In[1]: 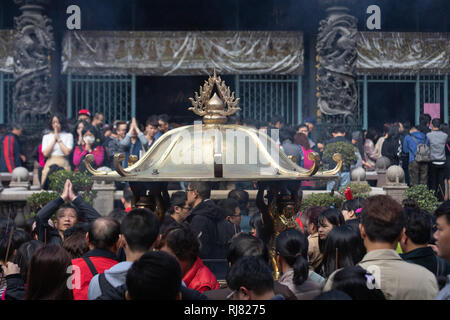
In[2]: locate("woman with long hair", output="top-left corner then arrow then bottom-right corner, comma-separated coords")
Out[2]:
72,124 -> 105,172
304,206 -> 327,272
275,229 -> 322,300
382,123 -> 402,165
25,244 -> 73,300
321,225 -> 365,278
41,114 -> 74,185
364,127 -> 380,171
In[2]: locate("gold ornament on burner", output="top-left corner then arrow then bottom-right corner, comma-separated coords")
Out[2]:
188,69 -> 241,124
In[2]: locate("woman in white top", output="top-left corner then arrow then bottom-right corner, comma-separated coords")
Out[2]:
41,114 -> 74,185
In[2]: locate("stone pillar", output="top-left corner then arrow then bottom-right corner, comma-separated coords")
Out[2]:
376,156 -> 391,187
13,0 -> 56,170
92,167 -> 115,216
383,165 -> 408,204
351,167 -> 369,185
316,0 -> 358,124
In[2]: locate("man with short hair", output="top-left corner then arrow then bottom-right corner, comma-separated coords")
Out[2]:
270,116 -> 284,130
157,114 -> 171,134
88,208 -> 160,300
144,116 -> 161,150
185,182 -> 222,259
72,217 -> 121,300
125,251 -> 182,300
107,120 -> 128,164
35,179 -> 101,245
0,123 -> 25,173
228,189 -> 251,233
204,233 -> 297,300
227,256 -> 283,300
400,207 -> 450,283
296,123 -> 316,149
427,118 -> 448,201
403,125 -> 429,186
160,191 -> 191,233
91,112 -> 104,144
121,186 -> 133,213
434,201 -> 450,299
324,195 -> 439,300
120,117 -> 148,168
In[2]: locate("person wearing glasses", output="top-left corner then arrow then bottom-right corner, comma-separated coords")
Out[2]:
160,191 -> 192,234
157,114 -> 172,135
216,199 -> 242,259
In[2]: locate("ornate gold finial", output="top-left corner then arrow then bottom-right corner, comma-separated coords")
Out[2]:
189,69 -> 241,124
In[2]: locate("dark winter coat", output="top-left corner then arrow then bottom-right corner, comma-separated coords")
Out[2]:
185,199 -> 222,259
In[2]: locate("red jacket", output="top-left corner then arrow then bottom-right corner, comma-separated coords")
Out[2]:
71,249 -> 118,300
182,257 -> 220,294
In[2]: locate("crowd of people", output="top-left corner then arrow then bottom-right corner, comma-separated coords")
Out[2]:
0,111 -> 450,301
0,176 -> 449,300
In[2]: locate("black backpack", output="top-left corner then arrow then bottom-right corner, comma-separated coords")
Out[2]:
96,273 -> 127,300
83,257 -> 126,300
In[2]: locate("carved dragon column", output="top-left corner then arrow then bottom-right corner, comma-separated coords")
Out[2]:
316,0 -> 358,125
13,0 -> 55,170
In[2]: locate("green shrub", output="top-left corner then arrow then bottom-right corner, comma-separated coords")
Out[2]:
301,192 -> 344,211
48,170 -> 97,205
323,142 -> 358,172
404,184 -> 439,212
26,191 -> 60,218
339,182 -> 371,199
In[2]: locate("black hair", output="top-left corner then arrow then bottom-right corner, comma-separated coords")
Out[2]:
13,240 -> 44,281
279,127 -> 295,142
228,190 -> 249,212
188,182 -> 211,200
48,113 -> 69,132
88,217 -> 120,250
341,198 -> 364,216
63,223 -> 89,239
227,233 -> 270,266
318,208 -> 345,229
270,115 -> 284,126
158,114 -> 170,124
0,227 -> 31,263
81,124 -> 100,148
145,116 -> 159,127
226,256 -> 274,296
365,127 -> 378,143
314,290 -> 352,300
404,207 -> 433,245
12,123 -> 23,131
159,223 -> 199,263
168,191 -> 187,214
322,225 -> 365,277
432,118 -> 442,129
219,198 -> 240,220
332,266 -> 386,300
275,229 -> 309,286
123,186 -> 134,203
435,200 -> 450,225
402,198 -> 419,210
121,208 -> 159,252
126,251 -> 181,300
332,126 -> 346,135
108,208 -> 127,224
249,213 -> 263,237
